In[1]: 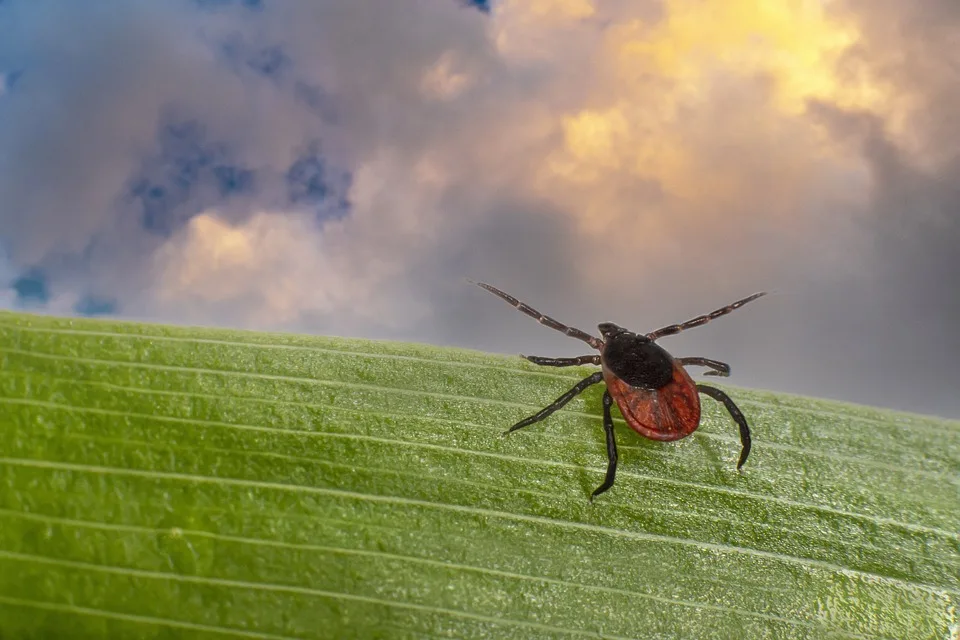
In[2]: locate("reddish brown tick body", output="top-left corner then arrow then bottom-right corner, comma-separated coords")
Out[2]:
473,281 -> 765,500
602,359 -> 700,442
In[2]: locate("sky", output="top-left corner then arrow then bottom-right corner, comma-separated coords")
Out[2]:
1,0 -> 958,419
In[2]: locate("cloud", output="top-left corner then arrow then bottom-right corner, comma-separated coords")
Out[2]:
149,211 -> 344,328
795,0 -> 960,415
0,0 -> 958,417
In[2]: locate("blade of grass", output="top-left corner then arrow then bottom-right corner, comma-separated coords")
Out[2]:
0,311 -> 957,639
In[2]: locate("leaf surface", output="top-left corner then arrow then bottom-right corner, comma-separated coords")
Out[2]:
0,311 -> 957,639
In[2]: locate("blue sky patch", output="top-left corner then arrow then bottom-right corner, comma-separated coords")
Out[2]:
1,69 -> 23,94
74,294 -> 118,316
245,45 -> 290,79
12,268 -> 49,305
194,0 -> 264,11
464,0 -> 491,13
132,118 -> 255,236
220,37 -> 292,81
294,82 -> 338,123
213,164 -> 255,197
286,145 -> 352,220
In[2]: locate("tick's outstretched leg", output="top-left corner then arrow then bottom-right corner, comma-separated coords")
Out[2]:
697,384 -> 751,470
647,292 -> 767,341
677,357 -> 731,377
522,354 -> 601,367
506,371 -> 604,434
473,281 -> 603,350
590,390 -> 618,501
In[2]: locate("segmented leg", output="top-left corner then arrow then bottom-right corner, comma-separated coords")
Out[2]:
473,281 -> 603,350
697,384 -> 752,470
505,371 -> 604,434
677,357 -> 731,377
590,390 -> 618,501
647,292 -> 767,341
521,354 -> 601,367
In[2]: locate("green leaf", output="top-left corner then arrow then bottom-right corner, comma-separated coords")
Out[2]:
0,310 -> 957,639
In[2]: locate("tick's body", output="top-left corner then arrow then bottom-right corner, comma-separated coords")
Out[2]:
474,281 -> 764,499
600,328 -> 700,441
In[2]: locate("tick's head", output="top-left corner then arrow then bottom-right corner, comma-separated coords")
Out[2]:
597,322 -> 622,340
598,322 -> 649,343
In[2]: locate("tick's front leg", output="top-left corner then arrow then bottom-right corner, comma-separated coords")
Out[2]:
506,371 -> 604,435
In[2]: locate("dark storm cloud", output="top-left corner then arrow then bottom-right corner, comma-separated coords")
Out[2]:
781,0 -> 960,416
402,191 -> 594,353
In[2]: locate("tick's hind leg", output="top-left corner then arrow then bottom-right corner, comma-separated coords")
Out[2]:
506,371 -> 604,435
678,357 -> 731,377
697,384 -> 752,470
472,281 -> 603,350
522,354 -> 601,367
590,390 -> 618,501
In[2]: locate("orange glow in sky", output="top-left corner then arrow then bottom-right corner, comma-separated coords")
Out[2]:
528,0 -> 889,247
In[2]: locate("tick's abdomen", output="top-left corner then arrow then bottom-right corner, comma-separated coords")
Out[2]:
603,362 -> 702,441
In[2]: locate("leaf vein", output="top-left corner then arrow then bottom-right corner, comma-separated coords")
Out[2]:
0,550 -> 634,639
0,509 -> 876,635
2,394 -> 955,540
0,455 -> 954,596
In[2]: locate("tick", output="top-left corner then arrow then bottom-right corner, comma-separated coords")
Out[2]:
473,281 -> 766,500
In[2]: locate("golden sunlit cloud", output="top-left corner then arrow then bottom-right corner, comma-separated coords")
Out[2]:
613,0 -> 885,114
163,0 -> 897,314
154,213 -> 342,326
507,0 -> 893,262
